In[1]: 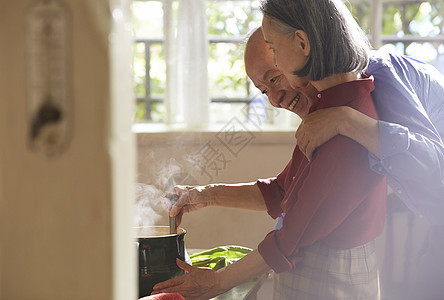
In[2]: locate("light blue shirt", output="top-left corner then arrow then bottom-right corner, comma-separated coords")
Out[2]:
366,51 -> 444,226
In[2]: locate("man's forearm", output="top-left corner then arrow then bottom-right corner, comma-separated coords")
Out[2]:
206,182 -> 267,211
216,249 -> 271,293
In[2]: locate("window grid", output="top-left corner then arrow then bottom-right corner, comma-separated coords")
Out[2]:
135,36 -> 251,121
133,0 -> 444,122
134,39 -> 163,121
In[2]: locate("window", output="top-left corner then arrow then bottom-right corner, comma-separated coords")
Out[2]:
350,0 -> 444,65
132,0 -> 299,131
132,0 -> 444,129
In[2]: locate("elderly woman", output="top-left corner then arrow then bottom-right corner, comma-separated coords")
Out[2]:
257,0 -> 386,298
152,0 -> 386,299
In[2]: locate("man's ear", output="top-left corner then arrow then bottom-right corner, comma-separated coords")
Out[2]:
293,30 -> 310,56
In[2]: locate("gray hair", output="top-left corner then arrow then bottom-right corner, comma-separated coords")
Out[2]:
260,0 -> 371,81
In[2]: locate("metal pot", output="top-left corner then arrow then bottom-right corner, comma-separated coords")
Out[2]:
135,226 -> 186,298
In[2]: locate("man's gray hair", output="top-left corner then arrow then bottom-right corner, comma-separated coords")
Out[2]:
260,0 -> 371,81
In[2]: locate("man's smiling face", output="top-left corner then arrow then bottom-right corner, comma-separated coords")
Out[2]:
244,28 -> 314,118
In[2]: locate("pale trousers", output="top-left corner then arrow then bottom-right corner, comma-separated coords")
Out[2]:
273,240 -> 380,300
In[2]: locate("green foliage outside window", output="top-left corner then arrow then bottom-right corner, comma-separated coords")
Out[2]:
131,0 -> 444,123
382,1 -> 443,36
348,1 -> 371,34
206,1 -> 261,36
380,1 -> 443,64
209,43 -> 248,99
207,2 -> 262,100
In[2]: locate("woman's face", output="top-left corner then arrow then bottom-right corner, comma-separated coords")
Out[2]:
261,16 -> 310,89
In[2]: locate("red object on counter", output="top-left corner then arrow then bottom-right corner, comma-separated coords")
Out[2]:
139,293 -> 185,300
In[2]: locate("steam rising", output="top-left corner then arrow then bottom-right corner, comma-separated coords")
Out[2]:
134,156 -> 197,227
134,183 -> 165,227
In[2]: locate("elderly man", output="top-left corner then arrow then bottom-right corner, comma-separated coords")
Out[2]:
245,27 -> 444,299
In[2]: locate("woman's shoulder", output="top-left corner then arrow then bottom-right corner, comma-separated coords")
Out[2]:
366,50 -> 398,74
367,50 -> 432,78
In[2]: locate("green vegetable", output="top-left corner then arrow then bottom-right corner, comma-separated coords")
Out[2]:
189,245 -> 252,271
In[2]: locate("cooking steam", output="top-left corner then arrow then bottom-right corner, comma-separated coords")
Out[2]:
134,156 -> 197,227
134,183 -> 165,227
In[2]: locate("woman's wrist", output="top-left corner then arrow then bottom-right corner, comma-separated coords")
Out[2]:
336,106 -> 355,136
338,106 -> 380,157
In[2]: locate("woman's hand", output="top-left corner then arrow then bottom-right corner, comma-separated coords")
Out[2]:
151,259 -> 223,300
295,107 -> 348,161
295,106 -> 380,160
164,185 -> 213,226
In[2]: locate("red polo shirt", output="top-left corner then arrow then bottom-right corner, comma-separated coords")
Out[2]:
257,76 -> 387,273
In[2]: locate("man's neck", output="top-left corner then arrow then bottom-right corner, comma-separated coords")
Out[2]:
311,72 -> 361,92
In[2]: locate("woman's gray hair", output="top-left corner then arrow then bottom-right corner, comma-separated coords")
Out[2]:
260,0 -> 371,81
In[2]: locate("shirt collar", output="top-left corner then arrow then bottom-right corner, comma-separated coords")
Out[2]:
309,73 -> 375,113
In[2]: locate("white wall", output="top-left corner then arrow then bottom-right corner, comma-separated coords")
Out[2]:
0,1 -> 135,299
136,131 -> 296,249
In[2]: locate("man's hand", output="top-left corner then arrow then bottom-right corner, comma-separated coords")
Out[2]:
151,259 -> 222,300
153,250 -> 270,300
164,185 -> 212,226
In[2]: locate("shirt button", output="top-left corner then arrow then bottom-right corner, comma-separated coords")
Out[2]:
292,176 -> 296,180
397,189 -> 403,194
317,93 -> 322,99
388,166 -> 393,171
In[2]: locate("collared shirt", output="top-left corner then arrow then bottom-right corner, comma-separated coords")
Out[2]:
257,77 -> 387,273
366,51 -> 444,226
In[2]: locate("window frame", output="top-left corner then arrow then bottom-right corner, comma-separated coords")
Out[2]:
132,0 -> 444,130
